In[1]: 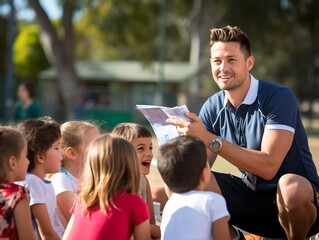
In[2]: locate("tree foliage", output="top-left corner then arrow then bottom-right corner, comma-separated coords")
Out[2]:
5,0 -> 318,114
208,0 -> 319,101
77,0 -> 213,62
13,24 -> 49,78
79,0 -> 159,62
75,4 -> 119,60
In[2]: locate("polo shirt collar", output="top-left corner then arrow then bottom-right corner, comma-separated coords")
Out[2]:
223,74 -> 259,106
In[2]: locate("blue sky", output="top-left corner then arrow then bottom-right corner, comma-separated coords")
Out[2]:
1,0 -> 61,20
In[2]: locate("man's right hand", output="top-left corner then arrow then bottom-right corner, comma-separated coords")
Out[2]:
166,112 -> 214,145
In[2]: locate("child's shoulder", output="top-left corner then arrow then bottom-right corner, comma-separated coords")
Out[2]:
50,171 -> 66,182
117,190 -> 146,204
115,191 -> 149,216
0,180 -> 29,199
25,173 -> 42,182
50,170 -> 79,194
15,173 -> 46,190
192,190 -> 224,197
173,190 -> 226,202
1,180 -> 23,190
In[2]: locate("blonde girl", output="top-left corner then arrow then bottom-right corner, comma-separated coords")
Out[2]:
62,134 -> 150,240
50,121 -> 100,226
0,126 -> 36,240
112,123 -> 160,239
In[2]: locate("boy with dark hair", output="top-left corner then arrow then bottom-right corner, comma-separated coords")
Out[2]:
16,116 -> 64,239
157,135 -> 231,240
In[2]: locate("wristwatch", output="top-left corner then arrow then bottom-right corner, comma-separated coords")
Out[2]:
209,136 -> 223,152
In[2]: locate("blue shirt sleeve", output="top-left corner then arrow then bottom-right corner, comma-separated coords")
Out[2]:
263,87 -> 298,133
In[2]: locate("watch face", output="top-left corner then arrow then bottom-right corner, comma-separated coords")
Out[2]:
209,137 -> 222,152
211,141 -> 220,150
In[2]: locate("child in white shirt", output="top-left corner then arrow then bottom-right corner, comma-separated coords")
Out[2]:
16,117 -> 64,239
157,135 -> 231,240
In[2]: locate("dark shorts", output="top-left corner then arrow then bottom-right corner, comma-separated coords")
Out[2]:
213,171 -> 319,238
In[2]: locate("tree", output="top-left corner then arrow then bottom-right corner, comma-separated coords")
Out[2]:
24,0 -> 318,118
0,17 -> 7,75
78,0 -> 223,111
214,0 -> 319,102
13,24 -> 49,79
27,0 -> 82,120
80,0 -> 159,62
185,0 -> 225,112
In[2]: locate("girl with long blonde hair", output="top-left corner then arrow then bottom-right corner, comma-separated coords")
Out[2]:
112,123 -> 161,239
62,133 -> 150,240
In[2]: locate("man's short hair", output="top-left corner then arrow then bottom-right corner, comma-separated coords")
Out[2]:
210,25 -> 251,57
157,135 -> 207,193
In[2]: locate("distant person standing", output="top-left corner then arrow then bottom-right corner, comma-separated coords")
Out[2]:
13,81 -> 42,122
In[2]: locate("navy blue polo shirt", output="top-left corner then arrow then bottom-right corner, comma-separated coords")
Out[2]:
199,75 -> 319,191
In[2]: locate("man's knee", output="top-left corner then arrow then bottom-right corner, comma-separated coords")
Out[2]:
277,174 -> 314,210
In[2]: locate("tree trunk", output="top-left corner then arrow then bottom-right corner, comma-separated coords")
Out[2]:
188,0 -> 225,113
28,0 -> 81,120
188,0 -> 202,113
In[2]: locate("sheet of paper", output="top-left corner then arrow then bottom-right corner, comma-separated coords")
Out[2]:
136,104 -> 191,145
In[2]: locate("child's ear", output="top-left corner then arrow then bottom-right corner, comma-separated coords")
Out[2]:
8,156 -> 17,170
35,153 -> 46,164
65,147 -> 77,160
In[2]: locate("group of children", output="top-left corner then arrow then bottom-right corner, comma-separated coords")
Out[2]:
0,116 -> 234,240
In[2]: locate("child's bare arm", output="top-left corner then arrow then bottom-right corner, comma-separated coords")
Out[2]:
56,191 -> 75,221
145,177 -> 155,224
134,219 -> 150,240
62,214 -> 75,240
145,177 -> 161,239
31,203 -> 61,240
14,197 -> 36,240
212,216 -> 231,240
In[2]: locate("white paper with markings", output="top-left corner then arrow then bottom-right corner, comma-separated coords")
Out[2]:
136,104 -> 191,146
